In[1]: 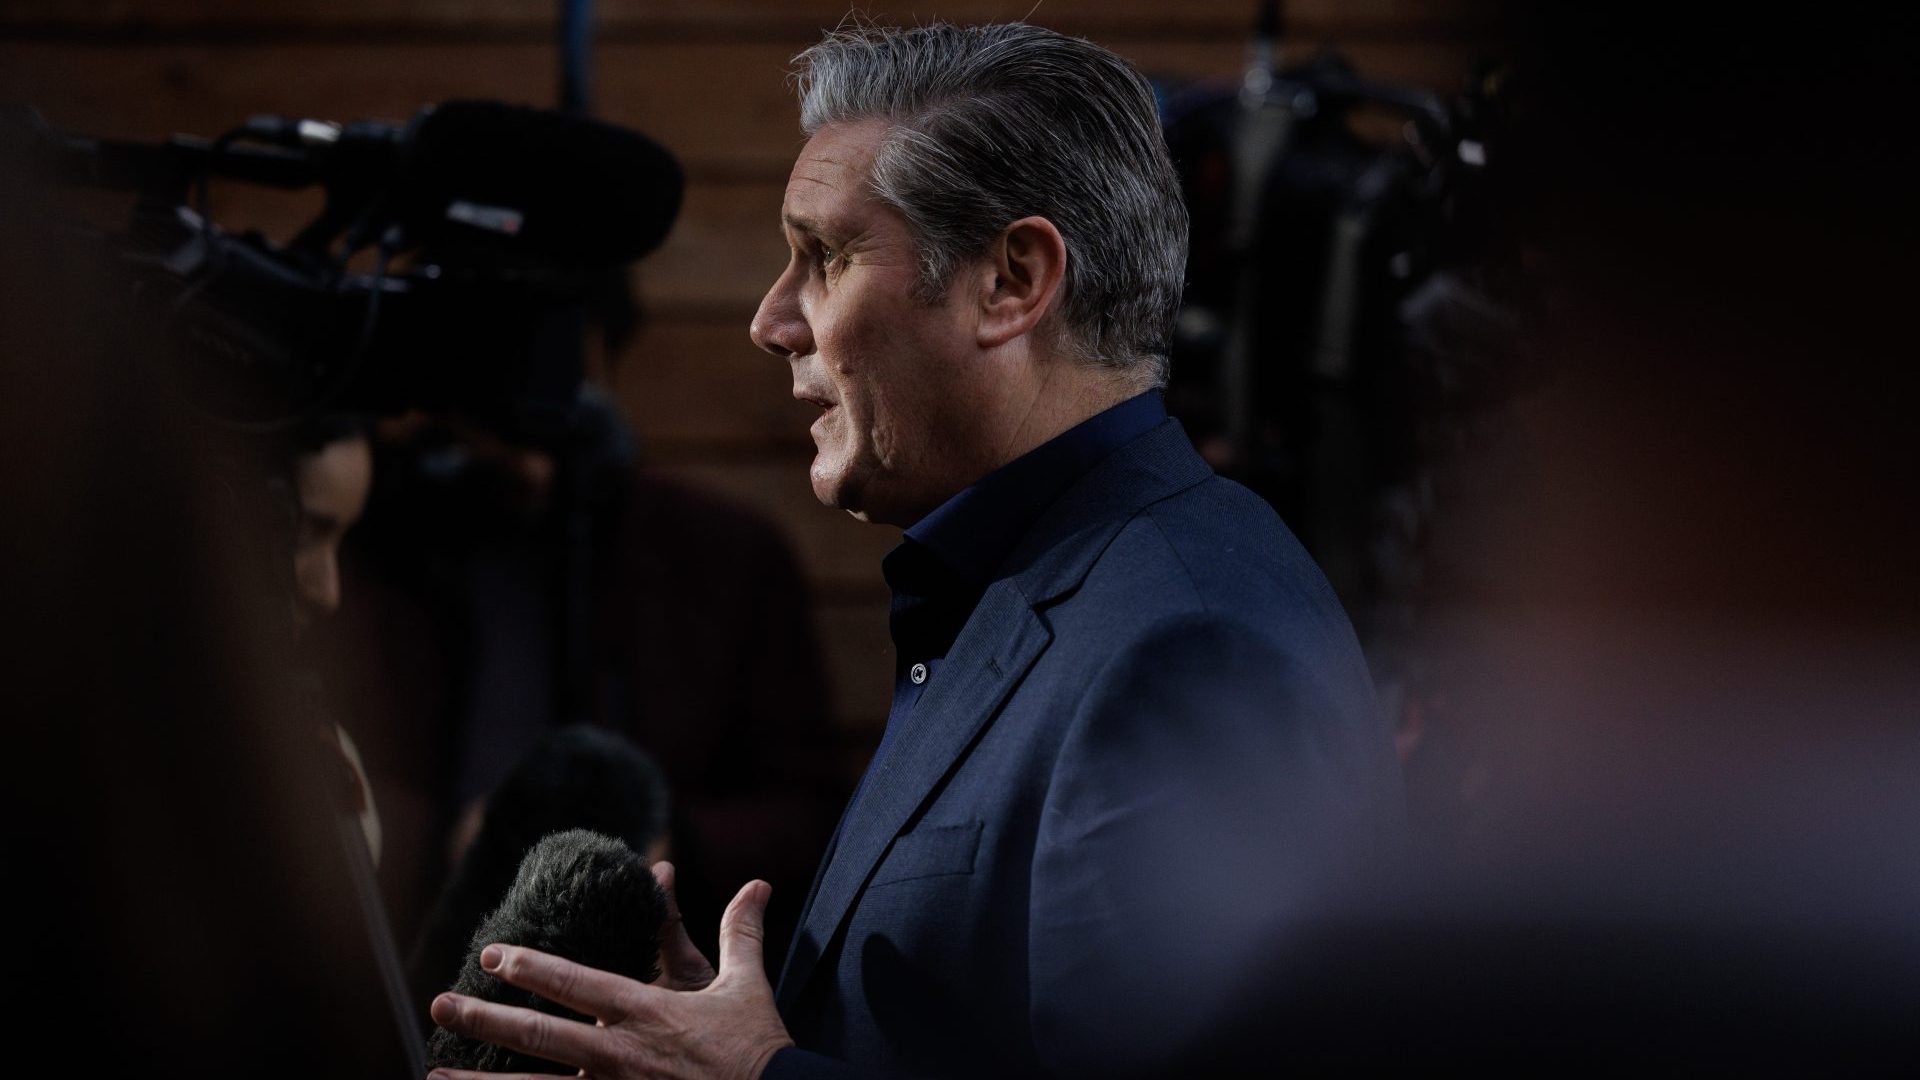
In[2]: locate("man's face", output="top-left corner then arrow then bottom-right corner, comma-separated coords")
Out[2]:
750,121 -> 991,527
291,434 -> 372,619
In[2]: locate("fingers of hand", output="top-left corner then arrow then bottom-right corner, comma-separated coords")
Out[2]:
651,860 -> 680,912
717,880 -> 772,980
428,993 -> 601,1072
476,946 -> 655,1020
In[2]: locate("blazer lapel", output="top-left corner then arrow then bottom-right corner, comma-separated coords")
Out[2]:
774,419 -> 1215,1011
776,581 -> 1051,1011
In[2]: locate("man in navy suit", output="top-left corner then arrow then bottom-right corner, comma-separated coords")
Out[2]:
429,22 -> 1401,1080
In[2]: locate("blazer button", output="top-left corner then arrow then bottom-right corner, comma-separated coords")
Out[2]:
909,663 -> 928,685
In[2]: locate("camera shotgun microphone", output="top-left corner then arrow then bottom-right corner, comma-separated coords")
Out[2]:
389,99 -> 685,265
44,99 -> 686,267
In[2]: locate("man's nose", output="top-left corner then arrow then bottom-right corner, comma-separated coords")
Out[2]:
750,271 -> 812,360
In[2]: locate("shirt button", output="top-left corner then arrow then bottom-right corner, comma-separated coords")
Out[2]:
909,663 -> 928,685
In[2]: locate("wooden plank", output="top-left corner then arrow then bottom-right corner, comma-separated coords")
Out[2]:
0,41 -> 557,141
3,37 -> 1496,183
0,40 -> 745,189
602,317 -> 812,449
1119,36 -> 1494,101
640,178 -> 786,310
597,42 -> 809,181
650,455 -> 900,591
0,40 -> 796,180
1,1 -> 1510,41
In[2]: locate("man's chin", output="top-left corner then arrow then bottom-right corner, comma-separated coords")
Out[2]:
809,462 -> 853,513
811,463 -> 882,523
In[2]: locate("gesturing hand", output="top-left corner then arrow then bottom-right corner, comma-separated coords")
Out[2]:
428,875 -> 793,1080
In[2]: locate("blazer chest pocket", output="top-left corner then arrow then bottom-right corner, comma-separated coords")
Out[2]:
869,820 -> 983,889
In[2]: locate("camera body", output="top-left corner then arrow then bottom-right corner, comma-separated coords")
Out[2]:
21,99 -> 683,432
120,205 -> 592,430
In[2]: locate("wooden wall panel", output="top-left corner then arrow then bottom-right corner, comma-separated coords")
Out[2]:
4,0 -> 1505,744
651,457 -> 900,593
0,40 -> 787,178
604,317 -> 808,449
0,44 -> 552,137
2,1 -> 1508,40
4,38 -> 1494,181
641,179 -> 786,310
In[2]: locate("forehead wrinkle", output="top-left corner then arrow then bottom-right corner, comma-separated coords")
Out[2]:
788,150 -> 868,193
782,175 -> 854,236
787,130 -> 882,194
783,193 -> 874,241
782,122 -> 893,244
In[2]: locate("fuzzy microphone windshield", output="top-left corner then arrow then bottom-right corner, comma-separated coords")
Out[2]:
427,829 -> 667,1074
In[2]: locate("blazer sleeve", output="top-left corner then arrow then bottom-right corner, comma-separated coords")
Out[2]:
1025,612 -> 1392,1077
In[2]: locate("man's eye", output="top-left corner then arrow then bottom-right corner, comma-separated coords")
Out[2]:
818,246 -> 839,268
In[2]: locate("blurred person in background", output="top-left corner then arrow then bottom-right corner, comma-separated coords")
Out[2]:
335,387 -> 841,966
2,138 -> 426,1076
286,413 -> 386,863
288,415 -> 375,625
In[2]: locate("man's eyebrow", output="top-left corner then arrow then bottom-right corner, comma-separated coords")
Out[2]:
782,212 -> 829,239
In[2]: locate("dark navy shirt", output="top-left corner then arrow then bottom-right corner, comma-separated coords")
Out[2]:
874,390 -> 1168,755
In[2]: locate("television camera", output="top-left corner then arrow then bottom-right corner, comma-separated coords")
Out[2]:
15,98 -> 683,432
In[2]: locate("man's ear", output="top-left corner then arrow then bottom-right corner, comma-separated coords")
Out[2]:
976,216 -> 1068,349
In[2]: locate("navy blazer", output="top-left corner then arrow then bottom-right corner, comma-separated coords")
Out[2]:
767,419 -> 1401,1079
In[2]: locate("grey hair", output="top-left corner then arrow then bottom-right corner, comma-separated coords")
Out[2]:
793,22 -> 1189,386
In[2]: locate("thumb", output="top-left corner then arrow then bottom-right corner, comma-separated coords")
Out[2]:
716,879 -> 772,981
651,861 -> 717,990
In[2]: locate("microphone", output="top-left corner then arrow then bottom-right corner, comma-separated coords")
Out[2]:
393,100 -> 685,265
427,829 -> 667,1074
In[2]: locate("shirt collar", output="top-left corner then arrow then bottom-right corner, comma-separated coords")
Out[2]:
897,390 -> 1167,589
